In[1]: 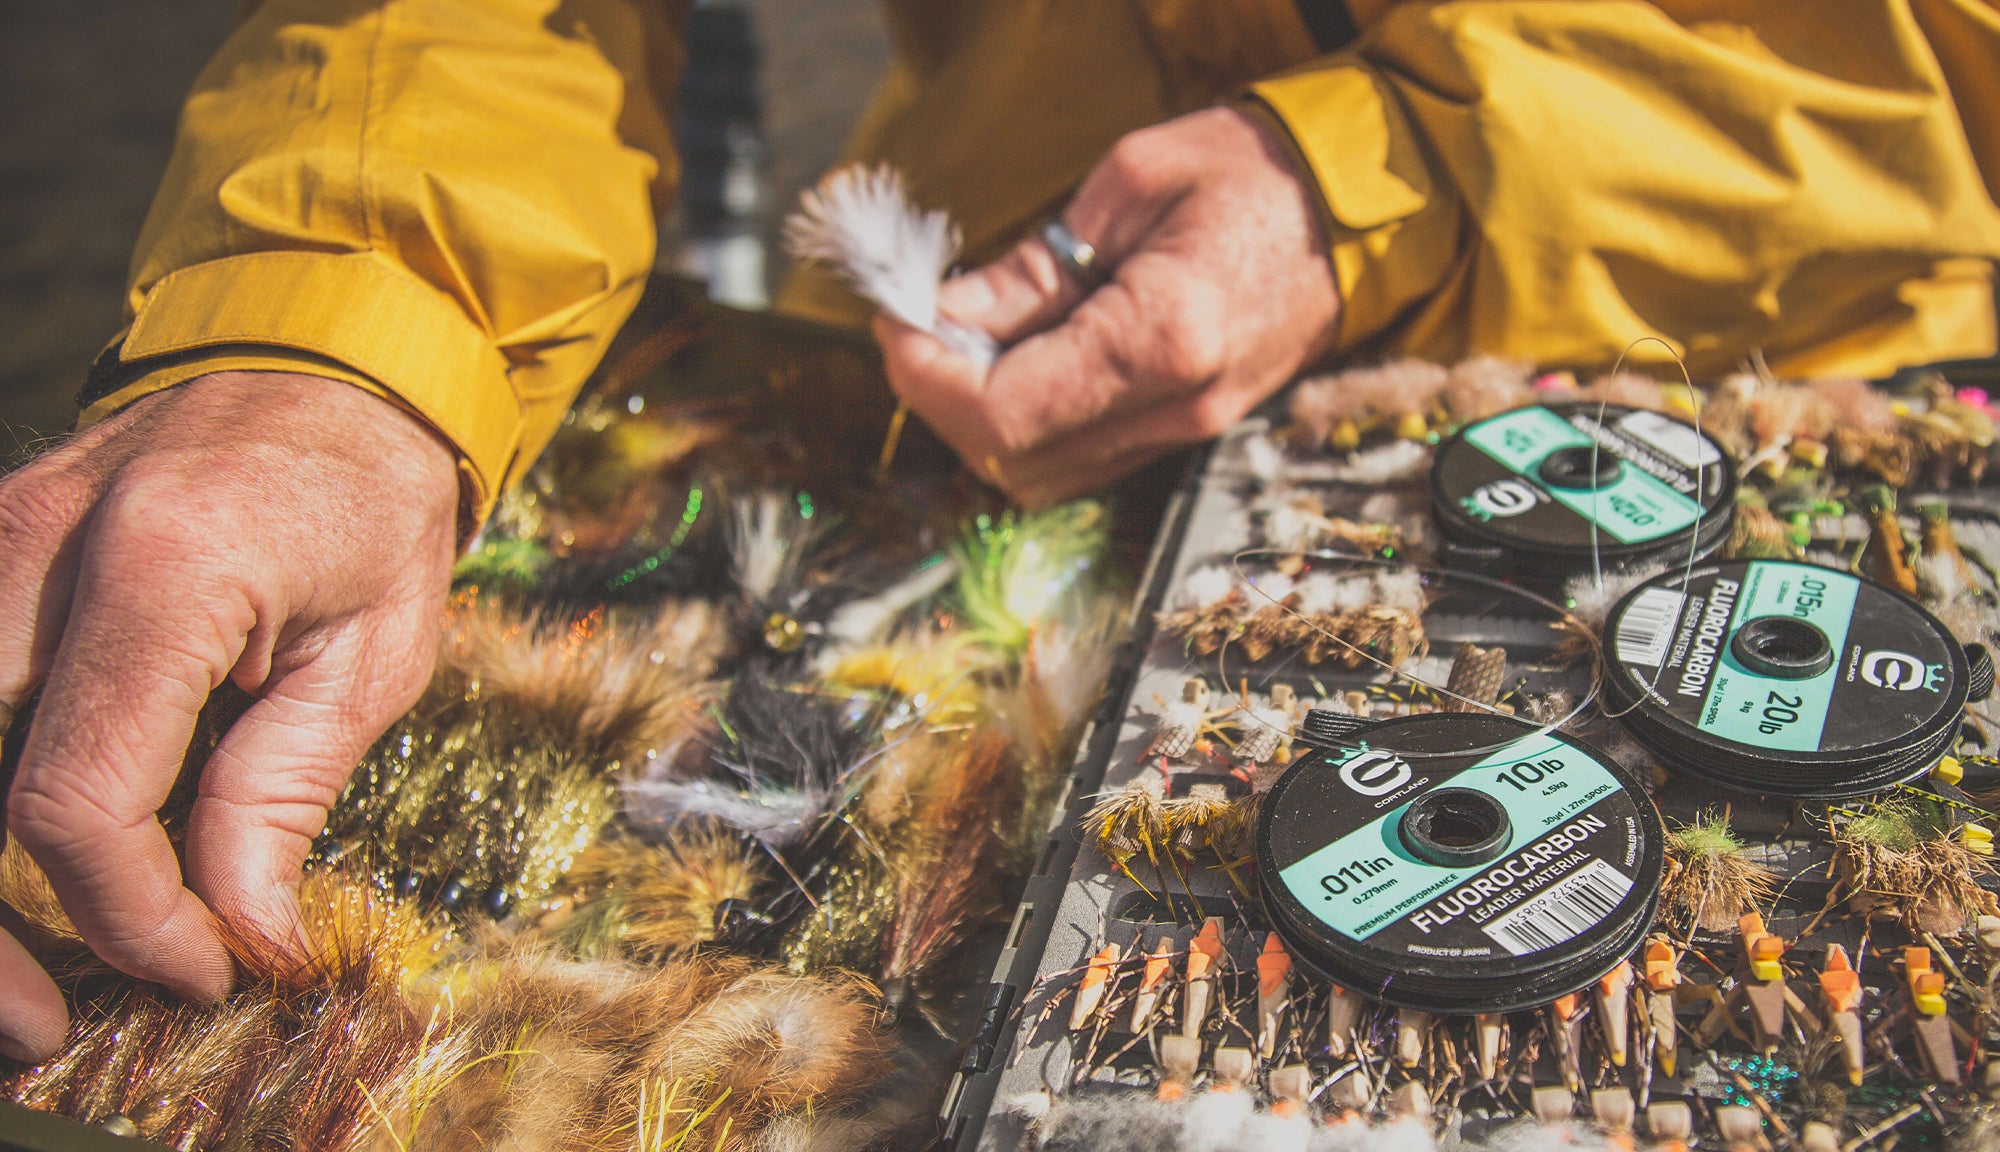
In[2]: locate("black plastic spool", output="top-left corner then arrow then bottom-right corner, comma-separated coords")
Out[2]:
1256,712 -> 1664,1014
1430,403 -> 1736,585
1602,560 -> 1985,799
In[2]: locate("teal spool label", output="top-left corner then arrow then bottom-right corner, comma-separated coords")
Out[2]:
1459,407 -> 1705,545
1610,561 -> 1959,754
1265,731 -> 1646,960
1431,405 -> 1733,567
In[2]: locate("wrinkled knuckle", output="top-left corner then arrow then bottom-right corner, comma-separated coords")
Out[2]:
1155,314 -> 1227,385
0,473 -> 81,551
304,760 -> 356,808
96,471 -> 223,542
7,777 -> 103,854
202,772 -> 345,820
1103,133 -> 1162,193
94,903 -> 183,966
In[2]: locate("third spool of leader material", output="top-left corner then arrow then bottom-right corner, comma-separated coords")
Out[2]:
1602,559 -> 1979,798
1255,712 -> 1662,1014
1430,402 -> 1736,583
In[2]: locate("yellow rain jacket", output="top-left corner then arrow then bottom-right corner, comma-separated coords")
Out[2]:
84,0 -> 2000,522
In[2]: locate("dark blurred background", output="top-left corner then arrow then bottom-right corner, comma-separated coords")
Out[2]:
0,0 -> 888,452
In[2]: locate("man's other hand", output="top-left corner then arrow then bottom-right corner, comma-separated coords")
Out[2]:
0,372 -> 457,1061
876,105 -> 1342,505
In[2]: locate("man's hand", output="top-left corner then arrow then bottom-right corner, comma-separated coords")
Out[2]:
875,105 -> 1341,505
0,372 -> 457,1061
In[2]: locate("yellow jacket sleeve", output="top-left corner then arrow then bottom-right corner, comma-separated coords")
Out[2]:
1253,0 -> 2000,377
82,0 -> 686,522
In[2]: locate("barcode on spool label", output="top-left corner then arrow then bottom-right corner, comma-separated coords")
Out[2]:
1614,588 -> 1685,668
1482,859 -> 1634,956
1615,409 -> 1722,469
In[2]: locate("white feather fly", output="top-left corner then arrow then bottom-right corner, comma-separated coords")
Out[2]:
785,164 -> 998,365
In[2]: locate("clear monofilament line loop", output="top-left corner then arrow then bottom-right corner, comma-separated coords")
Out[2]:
1596,336 -> 1709,720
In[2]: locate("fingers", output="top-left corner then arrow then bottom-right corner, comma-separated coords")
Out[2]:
881,305 -> 1256,507
935,241 -> 1083,351
0,372 -> 459,1015
1003,383 -> 1264,505
6,498 -> 248,1002
883,261 -> 1222,461
183,623 -> 434,956
885,116 -> 1235,459
182,677 -> 362,956
984,263 -> 1225,437
936,131 -> 1186,348
876,314 -> 997,461
0,921 -> 66,1062
879,104 -> 1339,505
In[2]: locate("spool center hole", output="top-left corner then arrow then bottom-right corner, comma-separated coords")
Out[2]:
1537,445 -> 1622,490
1747,626 -> 1817,663
1427,803 -> 1499,848
1399,787 -> 1513,868
1730,615 -> 1833,680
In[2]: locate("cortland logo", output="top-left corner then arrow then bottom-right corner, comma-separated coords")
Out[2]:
1462,479 -> 1540,521
1859,650 -> 1944,692
1339,749 -> 1414,797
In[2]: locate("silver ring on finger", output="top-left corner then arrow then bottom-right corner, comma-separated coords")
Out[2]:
1038,217 -> 1108,290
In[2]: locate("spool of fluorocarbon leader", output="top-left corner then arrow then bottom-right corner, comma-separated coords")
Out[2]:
1254,711 -> 1663,1014
1430,403 -> 1736,583
1602,559 -> 1988,798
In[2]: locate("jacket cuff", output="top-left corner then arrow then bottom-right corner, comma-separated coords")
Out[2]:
1249,63 -> 1454,353
80,250 -> 521,521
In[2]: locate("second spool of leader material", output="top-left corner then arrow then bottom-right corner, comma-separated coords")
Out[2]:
1602,559 -> 1974,798
1255,712 -> 1663,1014
1430,403 -> 1736,583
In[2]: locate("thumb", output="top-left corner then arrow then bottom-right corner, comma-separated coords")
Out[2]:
182,628 -> 430,958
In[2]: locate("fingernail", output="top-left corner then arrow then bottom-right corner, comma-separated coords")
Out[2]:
940,274 -> 996,319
